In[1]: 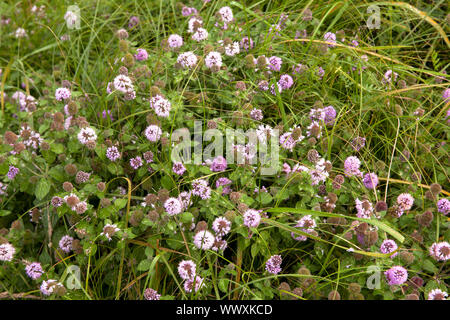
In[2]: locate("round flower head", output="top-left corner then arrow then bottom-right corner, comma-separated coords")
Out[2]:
113,74 -> 134,93
192,179 -> 211,200
187,16 -> 203,33
210,156 -> 227,172
212,217 -> 231,237
396,193 -> 414,211
168,34 -> 183,48
383,70 -> 398,84
278,74 -> 294,90
363,172 -> 379,189
193,230 -> 215,250
177,51 -> 198,68
106,146 -> 121,161
135,48 -> 148,61
184,275 -> 205,293
192,28 -> 209,42
265,255 -> 282,275
428,289 -> 448,300
323,32 -> 337,47
217,6 -> 233,23
240,36 -> 254,50
25,262 -> 44,280
40,280 -> 65,296
205,51 -> 223,69
164,197 -> 183,216
442,88 -> 450,103
172,162 -> 186,175
101,224 -> 120,241
0,243 -> 15,261
268,56 -> 282,71
323,106 -> 336,125
178,260 -> 196,280
344,156 -> 363,177
384,266 -> 408,286
437,198 -> 450,215
130,156 -> 143,170
250,108 -> 263,121
430,241 -> 450,261
77,127 -> 97,145
7,165 -> 19,180
380,239 -> 398,258
59,235 -> 74,253
55,87 -> 71,101
243,209 -> 261,228
150,95 -> 171,118
144,288 -> 161,300
224,42 -> 240,56
291,215 -> 316,241
144,124 -> 162,142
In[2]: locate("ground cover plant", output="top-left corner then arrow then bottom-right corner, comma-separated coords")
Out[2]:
0,0 -> 449,300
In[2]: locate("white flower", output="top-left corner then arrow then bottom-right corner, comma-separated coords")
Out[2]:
77,127 -> 97,145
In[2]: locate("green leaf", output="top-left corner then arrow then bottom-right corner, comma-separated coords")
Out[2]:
137,259 -> 152,271
35,178 -> 51,200
114,198 -> 128,209
422,259 -> 438,273
0,210 -> 11,217
50,143 -> 64,154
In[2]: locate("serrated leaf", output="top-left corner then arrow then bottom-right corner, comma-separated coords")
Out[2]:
35,178 -> 51,200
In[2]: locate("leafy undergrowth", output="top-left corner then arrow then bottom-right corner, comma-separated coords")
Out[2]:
0,0 -> 448,300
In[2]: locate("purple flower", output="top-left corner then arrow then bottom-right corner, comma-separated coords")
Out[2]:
428,289 -> 448,300
429,242 -> 450,261
385,266 -> 408,285
128,16 -> 140,29
265,255 -> 282,275
317,67 -> 325,79
135,48 -> 148,61
168,34 -> 183,48
344,156 -> 363,177
437,198 -> 450,215
324,32 -> 337,47
268,56 -> 282,71
397,193 -> 414,211
144,288 -> 161,300
0,243 -> 15,261
25,262 -> 44,280
172,162 -> 186,175
55,87 -> 71,101
192,179 -> 211,200
278,74 -> 294,90
291,215 -> 316,241
380,239 -> 398,258
243,209 -> 261,228
442,88 -> 450,102
216,177 -> 232,194
193,230 -> 215,250
210,156 -> 227,172
164,197 -> 183,216
184,275 -> 205,293
323,105 -> 336,125
240,36 -> 254,51
144,125 -> 162,142
106,146 -> 121,161
250,108 -> 263,121
59,235 -> 73,253
178,260 -> 196,280
355,198 -> 373,219
212,217 -> 231,237
363,172 -> 379,189
7,165 -> 19,180
130,156 -> 143,170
